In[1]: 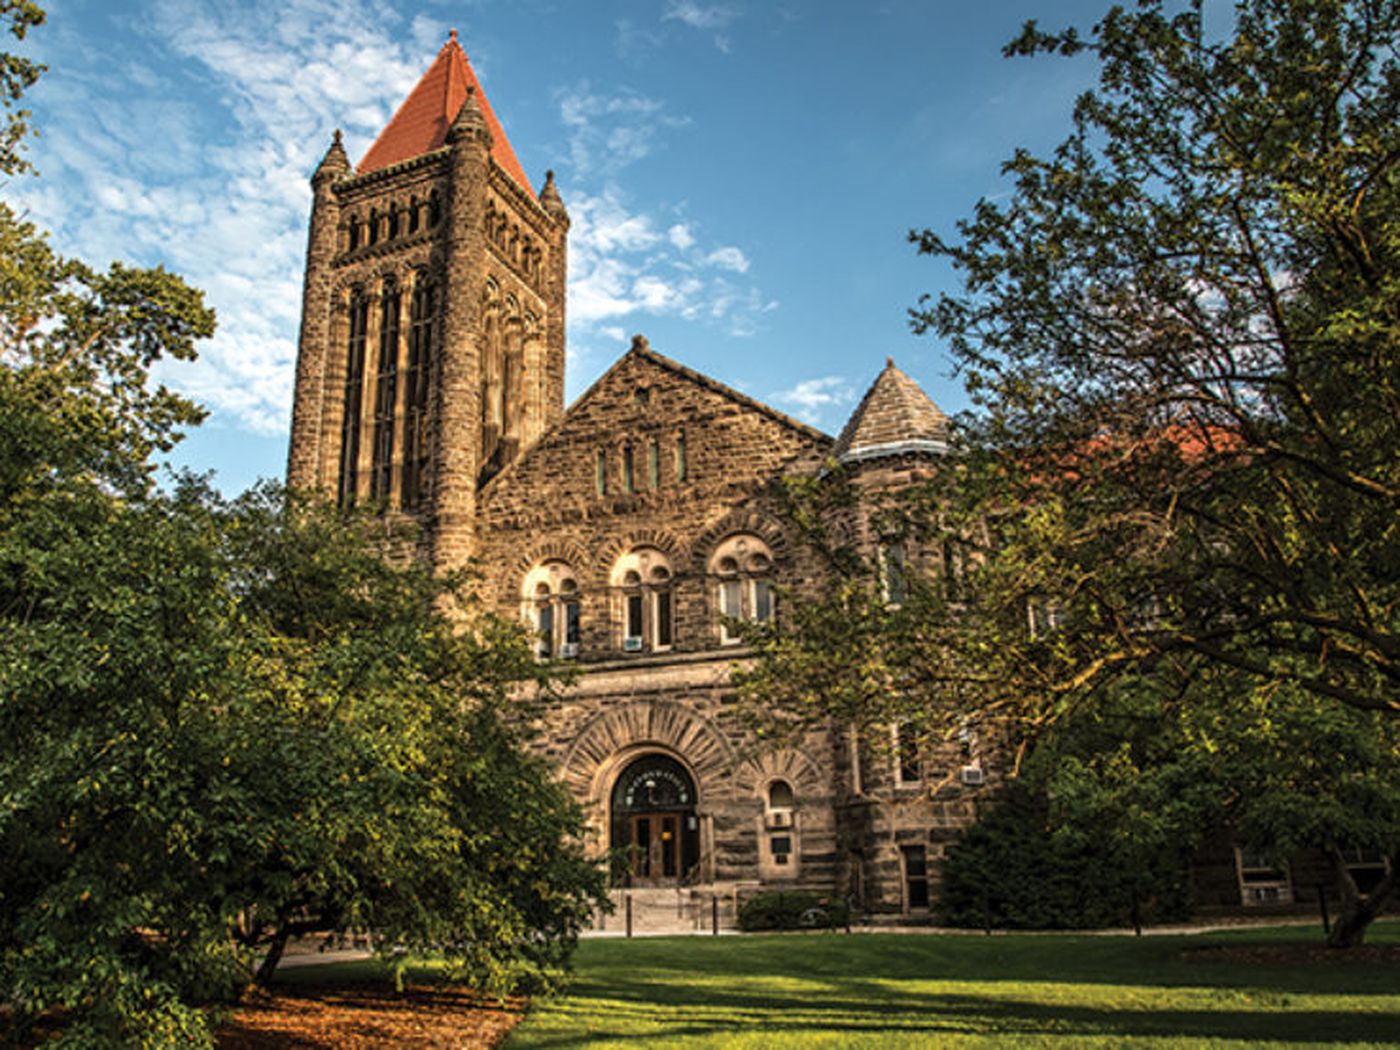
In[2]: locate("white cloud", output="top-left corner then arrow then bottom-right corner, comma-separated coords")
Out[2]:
557,82 -> 689,176
565,186 -> 774,341
663,2 -> 739,30
768,376 -> 855,426
705,246 -> 749,273
12,0 -> 440,439
668,223 -> 696,250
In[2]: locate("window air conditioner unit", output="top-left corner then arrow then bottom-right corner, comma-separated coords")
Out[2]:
766,810 -> 793,830
959,765 -> 985,786
623,637 -> 643,652
559,643 -> 578,658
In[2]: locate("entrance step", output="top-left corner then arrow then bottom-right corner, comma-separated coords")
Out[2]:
592,887 -> 740,936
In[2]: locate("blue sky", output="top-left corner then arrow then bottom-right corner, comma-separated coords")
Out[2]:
11,0 -> 1107,495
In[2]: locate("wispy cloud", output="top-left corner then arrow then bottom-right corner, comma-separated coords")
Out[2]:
557,81 -> 690,177
663,1 -> 740,51
13,0 -> 439,437
769,376 -> 855,427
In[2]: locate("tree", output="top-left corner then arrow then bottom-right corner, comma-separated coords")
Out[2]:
0,11 -> 604,1044
910,0 -> 1400,719
740,0 -> 1400,946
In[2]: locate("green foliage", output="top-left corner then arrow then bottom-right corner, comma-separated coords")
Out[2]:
0,15 -> 604,1043
0,1 -> 44,175
911,0 -> 1400,719
744,0 -> 1400,952
736,891 -> 849,932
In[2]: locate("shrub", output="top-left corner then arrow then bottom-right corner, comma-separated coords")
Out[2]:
738,891 -> 849,931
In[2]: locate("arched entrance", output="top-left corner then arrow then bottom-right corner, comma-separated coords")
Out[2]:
610,753 -> 700,886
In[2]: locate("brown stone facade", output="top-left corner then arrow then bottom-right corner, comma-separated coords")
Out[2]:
284,40 -> 995,922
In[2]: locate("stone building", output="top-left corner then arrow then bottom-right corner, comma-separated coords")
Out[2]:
284,34 -> 990,922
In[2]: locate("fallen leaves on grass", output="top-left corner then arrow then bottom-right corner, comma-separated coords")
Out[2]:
217,983 -> 524,1049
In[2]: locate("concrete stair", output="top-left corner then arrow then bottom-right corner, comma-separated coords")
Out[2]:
591,886 -> 739,936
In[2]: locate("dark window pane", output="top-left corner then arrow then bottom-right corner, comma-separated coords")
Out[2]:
656,589 -> 672,646
538,604 -> 554,658
627,593 -> 644,639
565,601 -> 580,645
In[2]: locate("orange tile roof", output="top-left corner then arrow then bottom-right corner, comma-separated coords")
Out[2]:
356,31 -> 534,196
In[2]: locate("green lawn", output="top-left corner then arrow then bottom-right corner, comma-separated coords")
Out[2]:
503,924 -> 1400,1049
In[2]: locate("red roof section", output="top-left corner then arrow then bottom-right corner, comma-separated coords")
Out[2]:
356,31 -> 534,195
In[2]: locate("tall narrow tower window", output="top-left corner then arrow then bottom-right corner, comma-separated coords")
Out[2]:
595,449 -> 608,496
621,444 -> 635,493
401,278 -> 436,510
337,292 -> 370,507
370,282 -> 400,503
675,430 -> 688,484
647,438 -> 660,489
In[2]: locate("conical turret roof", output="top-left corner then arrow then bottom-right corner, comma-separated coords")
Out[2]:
357,30 -> 533,195
834,358 -> 949,463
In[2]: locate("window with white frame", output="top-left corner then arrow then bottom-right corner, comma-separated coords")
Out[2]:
522,562 -> 581,659
612,547 -> 674,652
1235,847 -> 1292,905
710,533 -> 774,644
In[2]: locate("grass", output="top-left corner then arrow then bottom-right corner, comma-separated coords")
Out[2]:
499,923 -> 1400,1048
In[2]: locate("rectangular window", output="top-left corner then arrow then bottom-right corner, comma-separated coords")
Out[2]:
537,604 -> 554,659
895,723 -> 921,786
647,438 -> 660,489
720,580 -> 743,644
753,579 -> 773,623
622,444 -> 635,493
1236,847 -> 1292,905
595,449 -> 608,496
626,593 -> 644,642
337,294 -> 370,507
675,430 -> 688,483
902,845 -> 930,910
882,544 -> 908,605
369,287 -> 400,503
770,835 -> 792,858
655,589 -> 673,648
565,601 -> 581,648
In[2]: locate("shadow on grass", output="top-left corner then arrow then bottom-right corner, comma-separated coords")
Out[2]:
518,993 -> 1400,1048
506,928 -> 1400,1047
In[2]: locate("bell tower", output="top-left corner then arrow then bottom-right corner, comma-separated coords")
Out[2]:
286,31 -> 568,569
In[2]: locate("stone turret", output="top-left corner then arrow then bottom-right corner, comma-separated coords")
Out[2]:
286,129 -> 349,489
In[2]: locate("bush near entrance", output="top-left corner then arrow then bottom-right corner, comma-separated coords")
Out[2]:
737,891 -> 850,931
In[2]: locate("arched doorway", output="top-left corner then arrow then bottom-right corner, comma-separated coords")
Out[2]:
610,753 -> 700,886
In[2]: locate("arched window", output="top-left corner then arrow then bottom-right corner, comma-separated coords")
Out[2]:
408,197 -> 420,234
612,548 -> 674,652
369,280 -> 399,503
337,289 -> 370,507
427,191 -> 441,227
767,780 -> 794,811
401,276 -> 436,510
709,534 -> 774,644
367,208 -> 379,246
387,203 -> 400,240
346,215 -> 361,251
522,562 -> 580,659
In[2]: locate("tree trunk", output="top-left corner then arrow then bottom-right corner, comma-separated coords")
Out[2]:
254,922 -> 290,985
1325,847 -> 1396,949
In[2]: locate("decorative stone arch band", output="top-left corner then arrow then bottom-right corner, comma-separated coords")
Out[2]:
560,700 -> 749,812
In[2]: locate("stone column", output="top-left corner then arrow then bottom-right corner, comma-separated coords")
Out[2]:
287,131 -> 349,491
432,89 -> 492,570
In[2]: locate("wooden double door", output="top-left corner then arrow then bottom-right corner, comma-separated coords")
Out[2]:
626,811 -> 683,884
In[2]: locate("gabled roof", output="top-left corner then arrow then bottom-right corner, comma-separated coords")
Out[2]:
834,358 -> 949,463
356,31 -> 534,195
